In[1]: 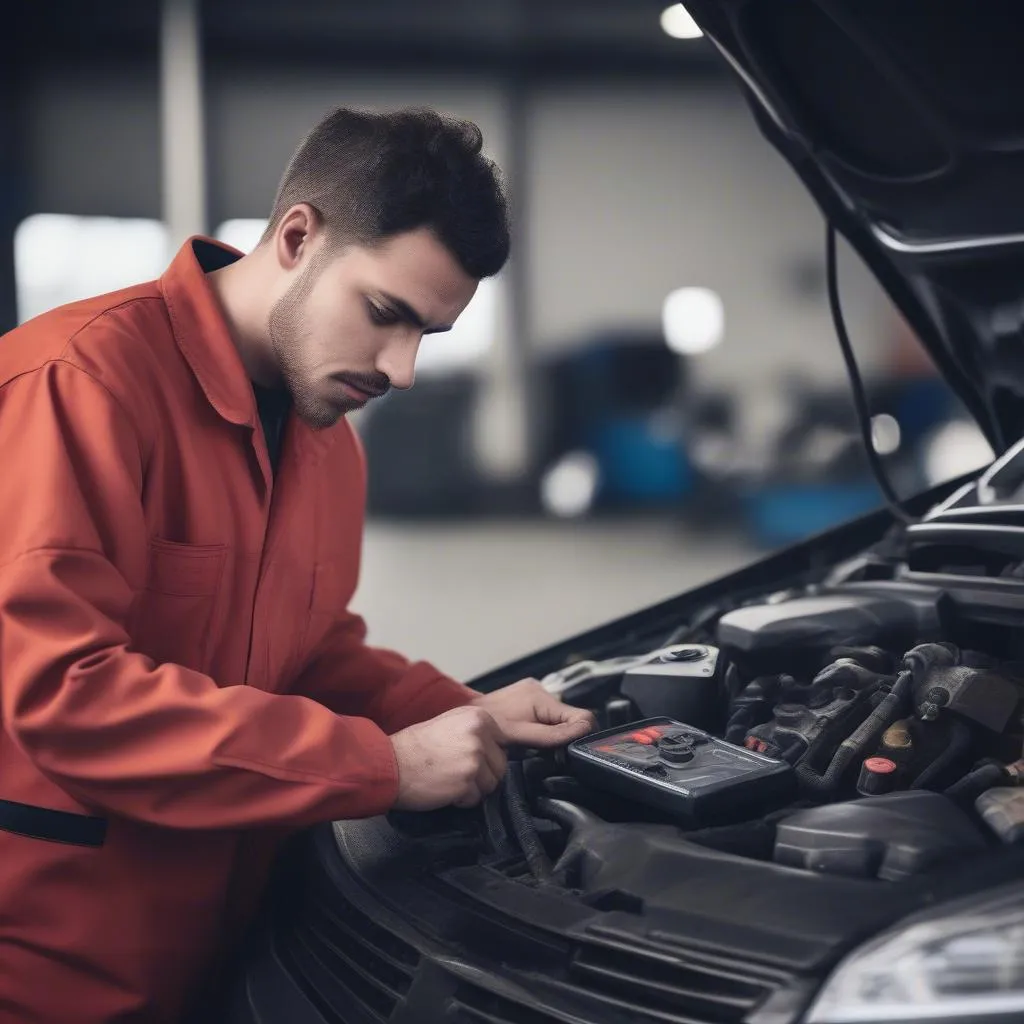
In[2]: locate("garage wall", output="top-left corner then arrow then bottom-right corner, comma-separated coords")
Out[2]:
526,81 -> 891,440
25,67 -> 162,219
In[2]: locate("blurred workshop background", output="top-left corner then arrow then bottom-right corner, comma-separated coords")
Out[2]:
1,0 -> 995,680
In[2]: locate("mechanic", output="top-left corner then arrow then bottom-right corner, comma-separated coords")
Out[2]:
0,107 -> 595,1024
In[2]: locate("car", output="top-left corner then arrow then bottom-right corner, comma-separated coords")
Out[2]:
220,3 -> 1024,1022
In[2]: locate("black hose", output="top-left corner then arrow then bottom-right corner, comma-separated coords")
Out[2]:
945,762 -> 1009,806
536,796 -> 600,832
825,223 -> 913,525
503,762 -> 553,882
911,717 -> 973,791
797,670 -> 912,795
482,790 -> 518,861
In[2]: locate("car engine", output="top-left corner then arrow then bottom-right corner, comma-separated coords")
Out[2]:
379,461 -> 1024,911
426,558 -> 1024,893
519,617 -> 1023,880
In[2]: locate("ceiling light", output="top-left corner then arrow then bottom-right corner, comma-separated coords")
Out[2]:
871,413 -> 901,456
662,286 -> 724,355
660,4 -> 703,40
541,452 -> 599,519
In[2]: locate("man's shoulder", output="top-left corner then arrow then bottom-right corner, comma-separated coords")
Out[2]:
0,283 -> 176,404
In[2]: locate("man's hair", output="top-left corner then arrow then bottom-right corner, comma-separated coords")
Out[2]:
263,107 -> 510,279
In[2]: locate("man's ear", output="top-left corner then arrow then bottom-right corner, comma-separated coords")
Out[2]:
272,203 -> 322,272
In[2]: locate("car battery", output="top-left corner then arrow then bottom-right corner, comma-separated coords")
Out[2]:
567,717 -> 795,826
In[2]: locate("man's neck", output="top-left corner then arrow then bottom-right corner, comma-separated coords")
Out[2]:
207,256 -> 281,388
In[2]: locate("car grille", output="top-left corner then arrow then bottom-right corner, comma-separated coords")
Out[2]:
446,922 -> 793,1024
447,985 -> 571,1024
280,878 -> 793,1024
281,894 -> 420,1023
563,928 -> 790,1023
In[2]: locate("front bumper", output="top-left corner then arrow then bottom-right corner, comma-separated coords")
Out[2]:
221,818 -> 815,1024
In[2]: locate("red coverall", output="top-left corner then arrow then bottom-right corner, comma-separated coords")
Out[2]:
0,238 -> 474,1022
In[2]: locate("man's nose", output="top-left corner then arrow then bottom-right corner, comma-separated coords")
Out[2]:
375,336 -> 419,391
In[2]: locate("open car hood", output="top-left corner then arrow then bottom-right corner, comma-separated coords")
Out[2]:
684,0 -> 1024,454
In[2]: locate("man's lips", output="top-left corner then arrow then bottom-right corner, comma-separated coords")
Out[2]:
336,379 -> 388,404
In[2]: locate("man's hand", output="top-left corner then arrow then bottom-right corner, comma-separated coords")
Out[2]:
390,705 -> 508,811
472,678 -> 596,749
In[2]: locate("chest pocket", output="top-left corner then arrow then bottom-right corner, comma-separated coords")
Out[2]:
127,538 -> 227,674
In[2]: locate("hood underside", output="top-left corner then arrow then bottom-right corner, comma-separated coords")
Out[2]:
684,0 -> 1024,453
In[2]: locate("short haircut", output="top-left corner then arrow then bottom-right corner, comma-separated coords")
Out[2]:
263,107 -> 510,280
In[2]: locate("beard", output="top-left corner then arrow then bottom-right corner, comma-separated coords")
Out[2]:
266,267 -> 352,430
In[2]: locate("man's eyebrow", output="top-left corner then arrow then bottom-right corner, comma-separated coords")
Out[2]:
379,292 -> 453,334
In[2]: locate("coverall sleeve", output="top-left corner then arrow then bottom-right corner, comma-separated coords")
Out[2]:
0,361 -> 401,829
294,614 -> 475,735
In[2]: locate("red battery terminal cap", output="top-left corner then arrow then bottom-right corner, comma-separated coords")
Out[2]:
863,756 -> 897,775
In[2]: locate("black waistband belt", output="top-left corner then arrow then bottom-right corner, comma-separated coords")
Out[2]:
0,798 -> 107,847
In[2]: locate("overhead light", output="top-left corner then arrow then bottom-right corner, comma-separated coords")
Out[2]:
660,4 -> 703,40
540,452 -> 600,519
662,286 -> 724,355
923,420 -> 994,487
871,413 -> 901,456
215,218 -> 269,254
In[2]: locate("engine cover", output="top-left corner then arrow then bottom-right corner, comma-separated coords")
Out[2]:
717,588 -> 942,673
774,791 -> 988,881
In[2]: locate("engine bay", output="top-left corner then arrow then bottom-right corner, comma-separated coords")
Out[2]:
382,461 -> 1024,917
413,568 -> 1024,895
524,614 -> 1024,886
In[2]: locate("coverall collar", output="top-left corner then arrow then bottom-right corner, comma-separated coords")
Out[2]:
160,237 -> 257,427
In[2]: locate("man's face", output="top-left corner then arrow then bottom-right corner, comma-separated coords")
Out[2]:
267,227 -> 478,429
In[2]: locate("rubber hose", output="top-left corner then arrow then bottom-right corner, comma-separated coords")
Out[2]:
482,790 -> 517,861
911,717 -> 973,791
504,762 -> 554,882
944,762 -> 1008,805
535,796 -> 601,831
797,670 -> 912,795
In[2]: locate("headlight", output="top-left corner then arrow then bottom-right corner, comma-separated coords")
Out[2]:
808,884 -> 1024,1022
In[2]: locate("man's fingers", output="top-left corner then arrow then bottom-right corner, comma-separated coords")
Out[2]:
482,739 -> 508,785
533,694 -> 595,729
476,760 -> 502,798
556,712 -> 597,740
538,706 -> 597,736
454,783 -> 483,808
500,715 -> 596,749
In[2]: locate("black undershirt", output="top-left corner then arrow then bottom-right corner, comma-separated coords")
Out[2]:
252,383 -> 291,474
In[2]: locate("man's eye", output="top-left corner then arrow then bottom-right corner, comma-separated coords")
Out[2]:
367,301 -> 398,326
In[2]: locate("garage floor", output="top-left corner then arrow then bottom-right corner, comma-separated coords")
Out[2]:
352,520 -> 756,681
